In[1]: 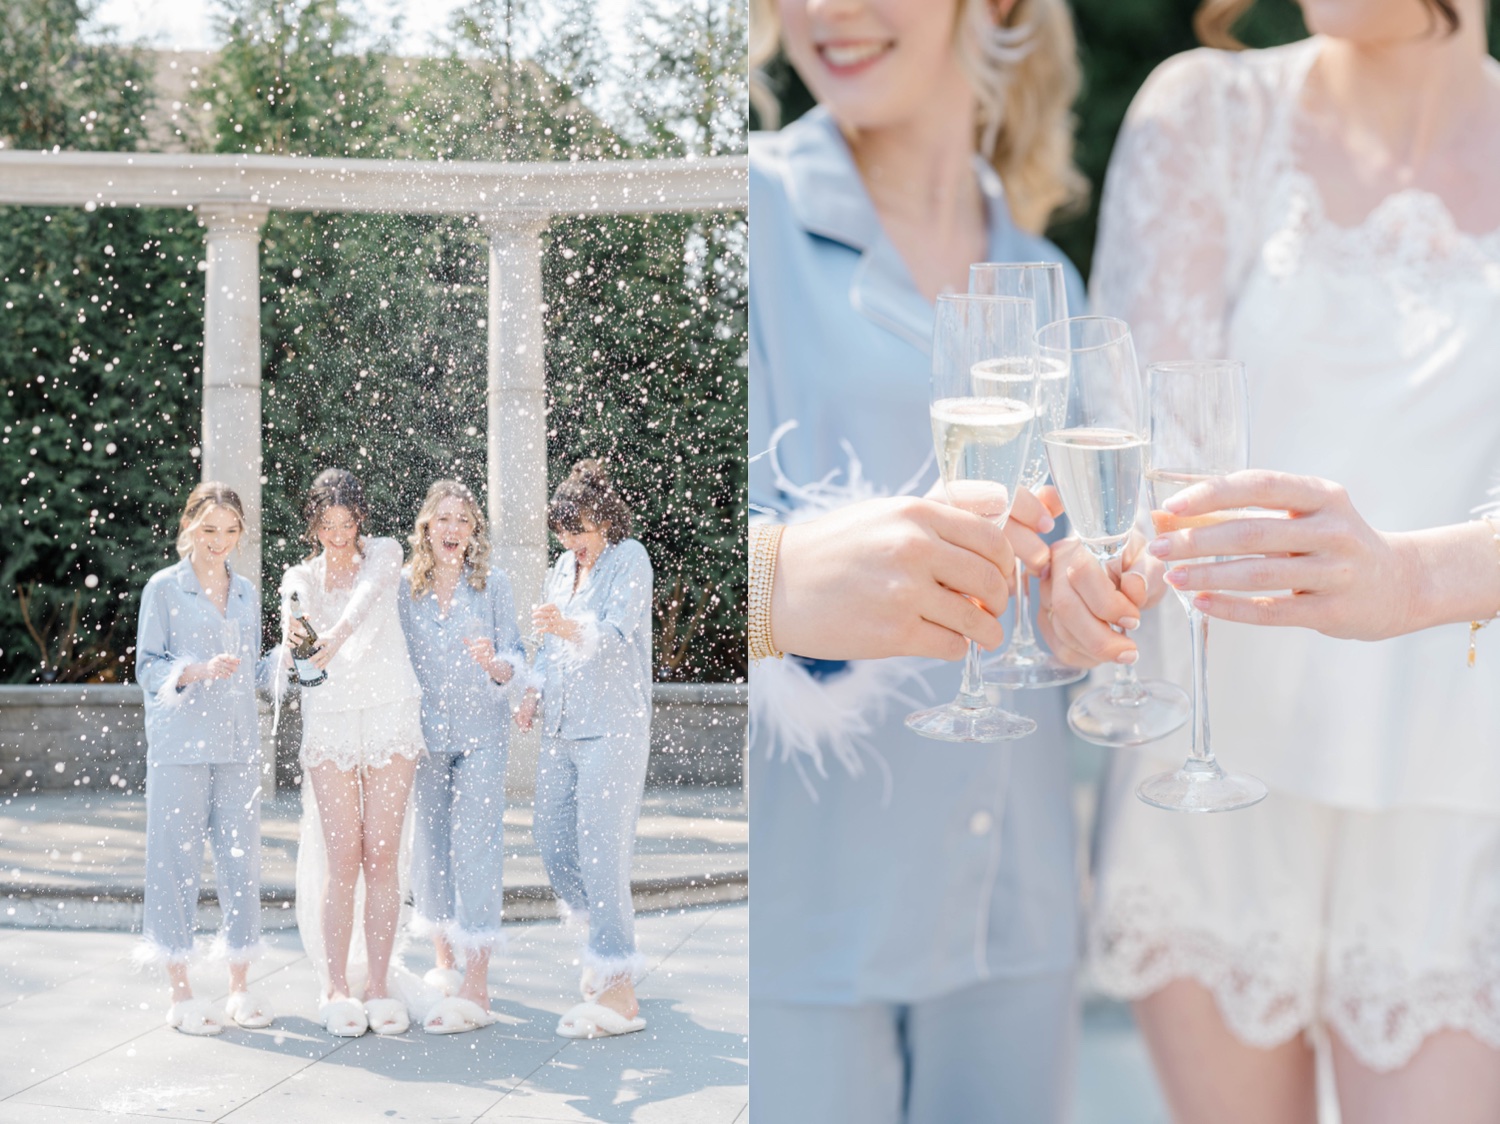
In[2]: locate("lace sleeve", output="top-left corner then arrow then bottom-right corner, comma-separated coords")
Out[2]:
326,537 -> 403,647
1091,50 -> 1249,366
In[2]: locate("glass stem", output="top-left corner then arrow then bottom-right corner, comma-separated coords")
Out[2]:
958,639 -> 987,708
1187,606 -> 1215,766
1012,558 -> 1036,649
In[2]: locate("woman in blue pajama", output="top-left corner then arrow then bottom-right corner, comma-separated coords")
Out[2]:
134,482 -> 274,1036
516,459 -> 654,1040
397,480 -> 527,1035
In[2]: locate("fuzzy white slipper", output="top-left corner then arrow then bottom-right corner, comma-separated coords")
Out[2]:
579,967 -> 600,1000
556,1001 -> 646,1040
423,996 -> 495,1035
225,990 -> 274,1029
167,998 -> 225,1036
364,997 -> 409,1036
319,997 -> 367,1037
423,967 -> 464,997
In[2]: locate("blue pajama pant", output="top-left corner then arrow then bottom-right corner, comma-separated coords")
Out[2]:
410,744 -> 508,944
142,762 -> 262,961
534,730 -> 651,975
751,972 -> 1077,1124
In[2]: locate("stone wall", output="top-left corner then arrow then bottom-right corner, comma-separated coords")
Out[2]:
0,681 -> 746,795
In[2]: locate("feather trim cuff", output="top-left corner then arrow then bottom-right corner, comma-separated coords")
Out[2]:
132,938 -> 194,970
556,612 -> 601,671
153,659 -> 194,710
208,935 -> 269,965
448,925 -> 507,953
580,949 -> 649,987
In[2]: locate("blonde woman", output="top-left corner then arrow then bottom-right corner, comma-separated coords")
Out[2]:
397,480 -> 526,1035
1044,0 -> 1500,1119
281,468 -> 425,1037
134,482 -> 272,1034
747,0 -> 1087,1119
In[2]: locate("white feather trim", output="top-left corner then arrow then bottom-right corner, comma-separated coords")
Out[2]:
208,935 -> 269,965
579,949 -> 649,987
556,612 -> 601,671
131,937 -> 194,970
153,659 -> 194,710
489,651 -> 539,693
556,900 -> 590,936
749,420 -> 938,791
447,925 -> 507,953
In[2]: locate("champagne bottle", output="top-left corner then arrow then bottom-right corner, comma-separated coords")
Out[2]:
287,591 -> 328,688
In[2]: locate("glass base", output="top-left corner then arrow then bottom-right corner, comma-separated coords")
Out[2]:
906,699 -> 1037,743
986,643 -> 1089,690
1137,759 -> 1268,813
1067,680 -> 1189,747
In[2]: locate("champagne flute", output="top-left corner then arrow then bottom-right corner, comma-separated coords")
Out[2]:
1038,316 -> 1190,746
220,617 -> 242,685
1138,360 -> 1268,812
906,294 -> 1042,743
968,262 -> 1086,689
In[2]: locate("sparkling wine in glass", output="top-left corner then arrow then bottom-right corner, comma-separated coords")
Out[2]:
1138,360 -> 1268,812
906,294 -> 1042,743
1037,316 -> 1190,747
968,262 -> 1085,689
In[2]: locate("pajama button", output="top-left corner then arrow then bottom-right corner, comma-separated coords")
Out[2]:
969,810 -> 993,836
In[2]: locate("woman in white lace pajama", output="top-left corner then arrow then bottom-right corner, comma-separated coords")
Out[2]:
281,468 -> 426,1038
1047,1 -> 1500,1119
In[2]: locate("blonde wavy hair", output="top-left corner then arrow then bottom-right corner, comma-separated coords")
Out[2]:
1193,0 -> 1460,48
175,482 -> 245,559
407,480 -> 491,599
749,0 -> 1087,234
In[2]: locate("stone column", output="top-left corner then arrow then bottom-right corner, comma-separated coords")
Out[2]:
198,204 -> 271,797
485,212 -> 550,800
198,204 -> 268,589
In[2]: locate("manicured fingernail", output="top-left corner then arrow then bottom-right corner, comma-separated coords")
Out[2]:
1165,569 -> 1186,588
1193,593 -> 1213,611
1115,649 -> 1139,665
1148,537 -> 1171,557
1038,514 -> 1055,533
1119,616 -> 1140,631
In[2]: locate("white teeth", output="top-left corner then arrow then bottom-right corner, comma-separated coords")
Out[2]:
821,41 -> 888,67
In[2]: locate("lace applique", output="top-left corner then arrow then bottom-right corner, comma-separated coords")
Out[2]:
301,736 -> 424,774
1088,883 -> 1315,1050
1324,938 -> 1500,1073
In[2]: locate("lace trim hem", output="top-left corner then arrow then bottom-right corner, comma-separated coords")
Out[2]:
300,739 -> 425,773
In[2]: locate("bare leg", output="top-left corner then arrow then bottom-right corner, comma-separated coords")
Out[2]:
1134,979 -> 1318,1124
1333,1028 -> 1500,1124
598,978 -> 639,1020
229,961 -> 250,995
433,932 -> 456,972
459,947 -> 490,1010
359,753 -> 417,1000
310,762 -> 365,1001
167,962 -> 193,1004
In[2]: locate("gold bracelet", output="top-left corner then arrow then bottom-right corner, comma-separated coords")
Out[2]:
1469,516 -> 1500,668
749,523 -> 786,663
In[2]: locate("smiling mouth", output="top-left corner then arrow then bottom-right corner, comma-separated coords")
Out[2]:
440,539 -> 462,551
817,40 -> 893,71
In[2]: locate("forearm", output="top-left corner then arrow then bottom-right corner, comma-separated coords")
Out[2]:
1391,519 -> 1500,635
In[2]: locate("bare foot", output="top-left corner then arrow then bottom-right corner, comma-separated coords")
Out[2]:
596,979 -> 638,1020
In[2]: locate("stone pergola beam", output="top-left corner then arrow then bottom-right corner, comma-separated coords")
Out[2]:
0,150 -> 746,216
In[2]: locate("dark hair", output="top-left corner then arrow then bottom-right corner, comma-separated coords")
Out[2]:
1195,0 -> 1458,49
546,459 -> 632,545
302,468 -> 369,558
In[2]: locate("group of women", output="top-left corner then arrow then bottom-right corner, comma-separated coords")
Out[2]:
749,0 -> 1500,1121
133,460 -> 656,1042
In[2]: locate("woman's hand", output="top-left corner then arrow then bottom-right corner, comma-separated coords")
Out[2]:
306,635 -> 342,670
769,494 -> 1041,662
181,653 -> 241,684
1037,532 -> 1164,668
533,604 -> 582,644
515,688 -> 540,732
1146,470 -> 1415,640
463,637 -> 514,685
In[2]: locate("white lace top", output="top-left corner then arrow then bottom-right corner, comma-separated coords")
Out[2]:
279,537 -> 423,715
1094,39 -> 1500,812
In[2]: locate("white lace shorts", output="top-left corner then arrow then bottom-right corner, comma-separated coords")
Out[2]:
300,697 -> 425,773
1089,748 -> 1500,1073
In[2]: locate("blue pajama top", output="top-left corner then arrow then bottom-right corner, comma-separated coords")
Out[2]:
749,108 -> 1085,1004
135,558 -> 261,767
397,565 -> 525,759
